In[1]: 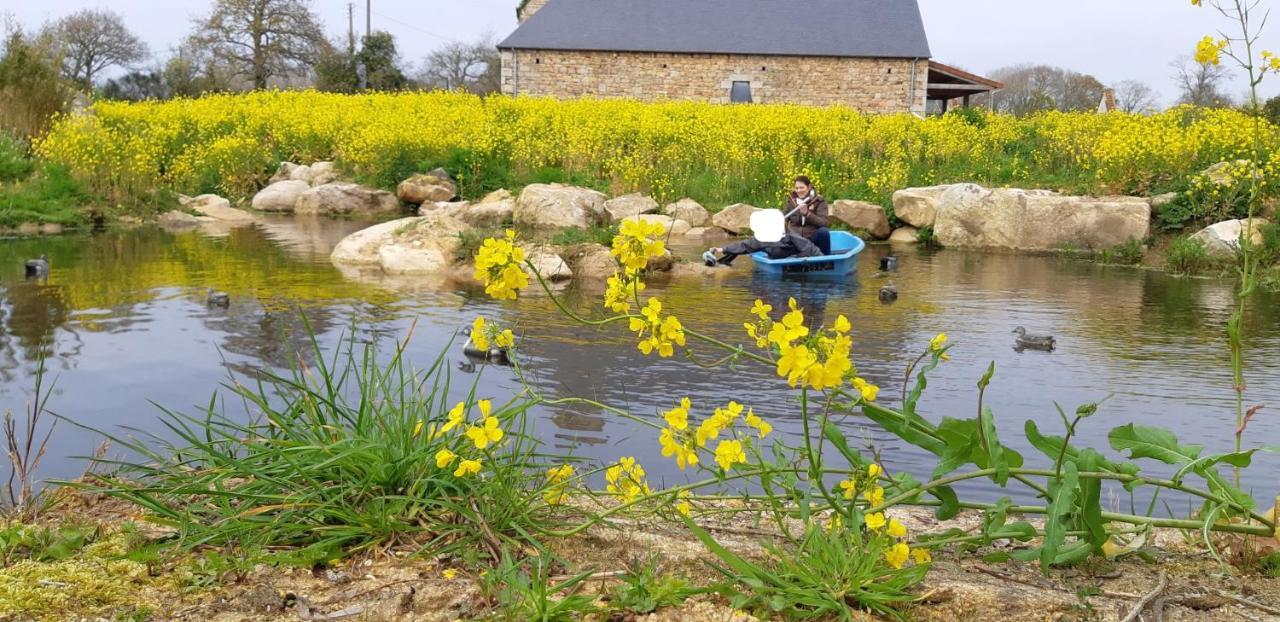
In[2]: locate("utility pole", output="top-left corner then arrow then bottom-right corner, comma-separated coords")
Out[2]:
347,3 -> 355,52
366,0 -> 371,39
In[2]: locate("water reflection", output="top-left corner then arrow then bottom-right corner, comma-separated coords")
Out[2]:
0,225 -> 1277,511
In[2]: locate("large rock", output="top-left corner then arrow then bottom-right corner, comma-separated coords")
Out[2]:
1202,160 -> 1253,186
180,194 -> 254,221
331,213 -> 470,275
525,247 -> 573,282
460,189 -> 515,227
711,203 -> 761,234
158,210 -> 200,228
663,198 -> 710,227
563,243 -> 616,278
604,194 -> 659,223
309,161 -> 339,186
269,162 -> 312,184
892,185 -> 954,228
932,184 -> 1150,251
252,180 -> 310,212
889,226 -> 919,244
514,184 -> 608,230
397,173 -> 457,204
1190,218 -> 1271,257
296,183 -> 400,215
830,200 -> 891,239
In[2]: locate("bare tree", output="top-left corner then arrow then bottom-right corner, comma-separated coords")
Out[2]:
985,64 -> 1108,116
418,36 -> 500,94
1111,80 -> 1160,113
189,0 -> 325,90
1171,55 -> 1232,107
43,9 -> 148,87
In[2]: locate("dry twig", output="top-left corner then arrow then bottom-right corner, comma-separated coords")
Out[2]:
1119,571 -> 1167,622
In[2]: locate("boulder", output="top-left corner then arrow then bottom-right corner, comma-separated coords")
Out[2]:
1203,160 -> 1252,186
296,183 -> 400,216
158,210 -> 200,228
892,185 -> 954,228
423,201 -> 470,219
604,194 -> 659,222
331,213 -> 470,276
181,194 -> 254,221
932,184 -> 1150,251
513,184 -> 608,230
252,180 -> 310,212
525,247 -> 573,282
564,243 -> 617,279
663,198 -> 710,227
829,200 -> 891,239
889,226 -> 920,244
1190,218 -> 1271,257
460,189 -> 514,228
1150,192 -> 1179,210
39,223 -> 64,235
269,162 -> 311,184
309,161 -> 339,186
397,173 -> 457,204
711,203 -> 761,234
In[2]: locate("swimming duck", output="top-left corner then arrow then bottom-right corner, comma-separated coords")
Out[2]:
25,255 -> 49,279
206,288 -> 230,308
878,283 -> 898,303
879,255 -> 899,272
1012,326 -> 1056,351
461,327 -> 512,366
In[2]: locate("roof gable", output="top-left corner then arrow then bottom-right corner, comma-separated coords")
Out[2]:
499,0 -> 932,59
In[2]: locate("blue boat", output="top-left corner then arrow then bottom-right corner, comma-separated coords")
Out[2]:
750,231 -> 866,277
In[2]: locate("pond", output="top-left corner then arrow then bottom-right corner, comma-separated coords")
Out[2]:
2,219 -> 1279,512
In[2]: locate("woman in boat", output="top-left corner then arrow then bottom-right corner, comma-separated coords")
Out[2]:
702,176 -> 830,266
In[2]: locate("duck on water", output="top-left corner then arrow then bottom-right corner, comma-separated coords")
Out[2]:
1013,326 -> 1056,351
25,255 -> 49,280
461,327 -> 512,366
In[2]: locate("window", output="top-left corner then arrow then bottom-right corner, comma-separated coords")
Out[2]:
729,81 -> 753,103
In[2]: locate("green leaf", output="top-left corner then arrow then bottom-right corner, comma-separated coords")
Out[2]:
1076,449 -> 1107,551
930,485 -> 960,521
904,353 -> 945,417
977,361 -> 996,390
1108,424 -> 1203,465
1041,462 -> 1079,574
979,406 -> 1022,486
862,403 -> 946,456
822,421 -> 864,468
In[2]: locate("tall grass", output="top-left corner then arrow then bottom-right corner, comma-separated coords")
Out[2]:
69,323 -> 567,563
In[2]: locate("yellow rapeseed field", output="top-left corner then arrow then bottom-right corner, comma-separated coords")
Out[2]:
34,90 -> 1280,208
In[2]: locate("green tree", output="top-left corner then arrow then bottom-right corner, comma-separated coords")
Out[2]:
99,70 -> 170,101
0,29 -> 72,139
1263,95 -> 1280,125
355,31 -> 407,91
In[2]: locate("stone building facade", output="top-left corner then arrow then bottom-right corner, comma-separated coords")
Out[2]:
499,49 -> 928,112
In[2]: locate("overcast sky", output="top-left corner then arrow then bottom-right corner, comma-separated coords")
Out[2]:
6,0 -> 1278,105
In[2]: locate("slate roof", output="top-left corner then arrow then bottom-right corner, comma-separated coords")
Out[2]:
498,0 -> 932,59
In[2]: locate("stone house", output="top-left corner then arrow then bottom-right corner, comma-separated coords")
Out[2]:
498,0 -> 1001,114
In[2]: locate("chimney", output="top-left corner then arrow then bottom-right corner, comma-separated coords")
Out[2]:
517,0 -> 550,22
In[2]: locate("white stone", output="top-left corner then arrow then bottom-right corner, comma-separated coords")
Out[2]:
309,161 -> 339,185
710,203 -> 761,234
331,214 -> 471,276
396,173 -> 457,204
889,226 -> 919,244
181,194 -> 254,221
460,189 -> 515,227
514,184 -> 608,230
252,180 -> 310,212
892,185 -> 953,228
378,245 -> 450,274
296,183 -> 400,215
158,210 -> 200,228
525,248 -> 573,282
932,184 -> 1150,251
604,193 -> 659,222
1190,218 -> 1271,257
829,200 -> 891,239
663,198 -> 710,227
563,243 -> 616,278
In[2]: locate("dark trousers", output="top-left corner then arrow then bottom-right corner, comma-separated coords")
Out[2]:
810,227 -> 832,255
719,233 -> 822,265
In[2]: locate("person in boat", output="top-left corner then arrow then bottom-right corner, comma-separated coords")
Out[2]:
703,176 -> 830,266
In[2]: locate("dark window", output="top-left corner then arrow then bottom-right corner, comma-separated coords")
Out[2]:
760,66 -> 766,71
729,81 -> 753,103
534,58 -> 540,64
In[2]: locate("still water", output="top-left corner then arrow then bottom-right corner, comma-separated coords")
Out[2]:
2,219 -> 1279,510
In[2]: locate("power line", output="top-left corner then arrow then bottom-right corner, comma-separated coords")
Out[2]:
369,8 -> 454,42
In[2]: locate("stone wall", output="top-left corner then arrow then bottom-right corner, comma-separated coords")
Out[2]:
500,49 -> 927,113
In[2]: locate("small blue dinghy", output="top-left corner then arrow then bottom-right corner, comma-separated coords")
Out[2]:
751,231 -> 866,277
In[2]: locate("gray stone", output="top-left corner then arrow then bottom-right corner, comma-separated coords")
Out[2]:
563,243 -> 616,279
38,223 -> 64,235
158,210 -> 200,228
889,226 -> 919,244
296,183 -> 400,215
309,161 -> 339,185
829,200 -> 891,239
710,203 -> 761,234
397,173 -> 457,204
269,162 -> 311,184
663,198 -> 710,227
525,247 -> 573,282
932,184 -> 1150,251
604,193 -> 660,222
461,189 -> 515,227
331,213 -> 471,275
892,185 -> 952,228
513,184 -> 608,230
181,194 -> 254,221
252,180 -> 310,212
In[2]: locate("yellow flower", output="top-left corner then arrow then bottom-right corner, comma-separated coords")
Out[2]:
1195,35 -> 1228,66
887,518 -> 908,538
478,399 -> 492,418
838,478 -> 857,500
867,463 -> 882,479
853,377 -> 880,402
435,448 -> 457,468
466,416 -> 504,449
865,512 -> 887,531
833,314 -> 851,334
494,329 -> 515,349
442,402 -> 465,433
776,342 -> 817,386
412,419 -> 424,439
442,568 -> 458,580
605,456 -> 651,502
743,322 -> 768,349
864,486 -> 885,507
659,428 -> 699,470
750,299 -> 772,320
929,333 -> 948,351
547,464 -> 575,483
714,439 -> 747,472
884,542 -> 910,569
663,397 -> 691,430
912,548 -> 932,564
744,409 -> 772,438
767,301 -> 808,346
471,316 -> 489,351
675,499 -> 692,516
453,458 -> 482,477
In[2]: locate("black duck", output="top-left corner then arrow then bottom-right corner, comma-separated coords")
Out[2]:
1013,326 -> 1056,351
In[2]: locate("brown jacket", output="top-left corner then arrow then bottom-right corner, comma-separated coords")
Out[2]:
784,192 -> 830,238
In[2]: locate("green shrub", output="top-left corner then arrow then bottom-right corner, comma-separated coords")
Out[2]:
0,134 -> 34,183
552,224 -> 618,247
1255,222 -> 1280,267
1098,238 -> 1145,265
1165,236 -> 1215,274
0,162 -> 87,227
0,31 -> 71,140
